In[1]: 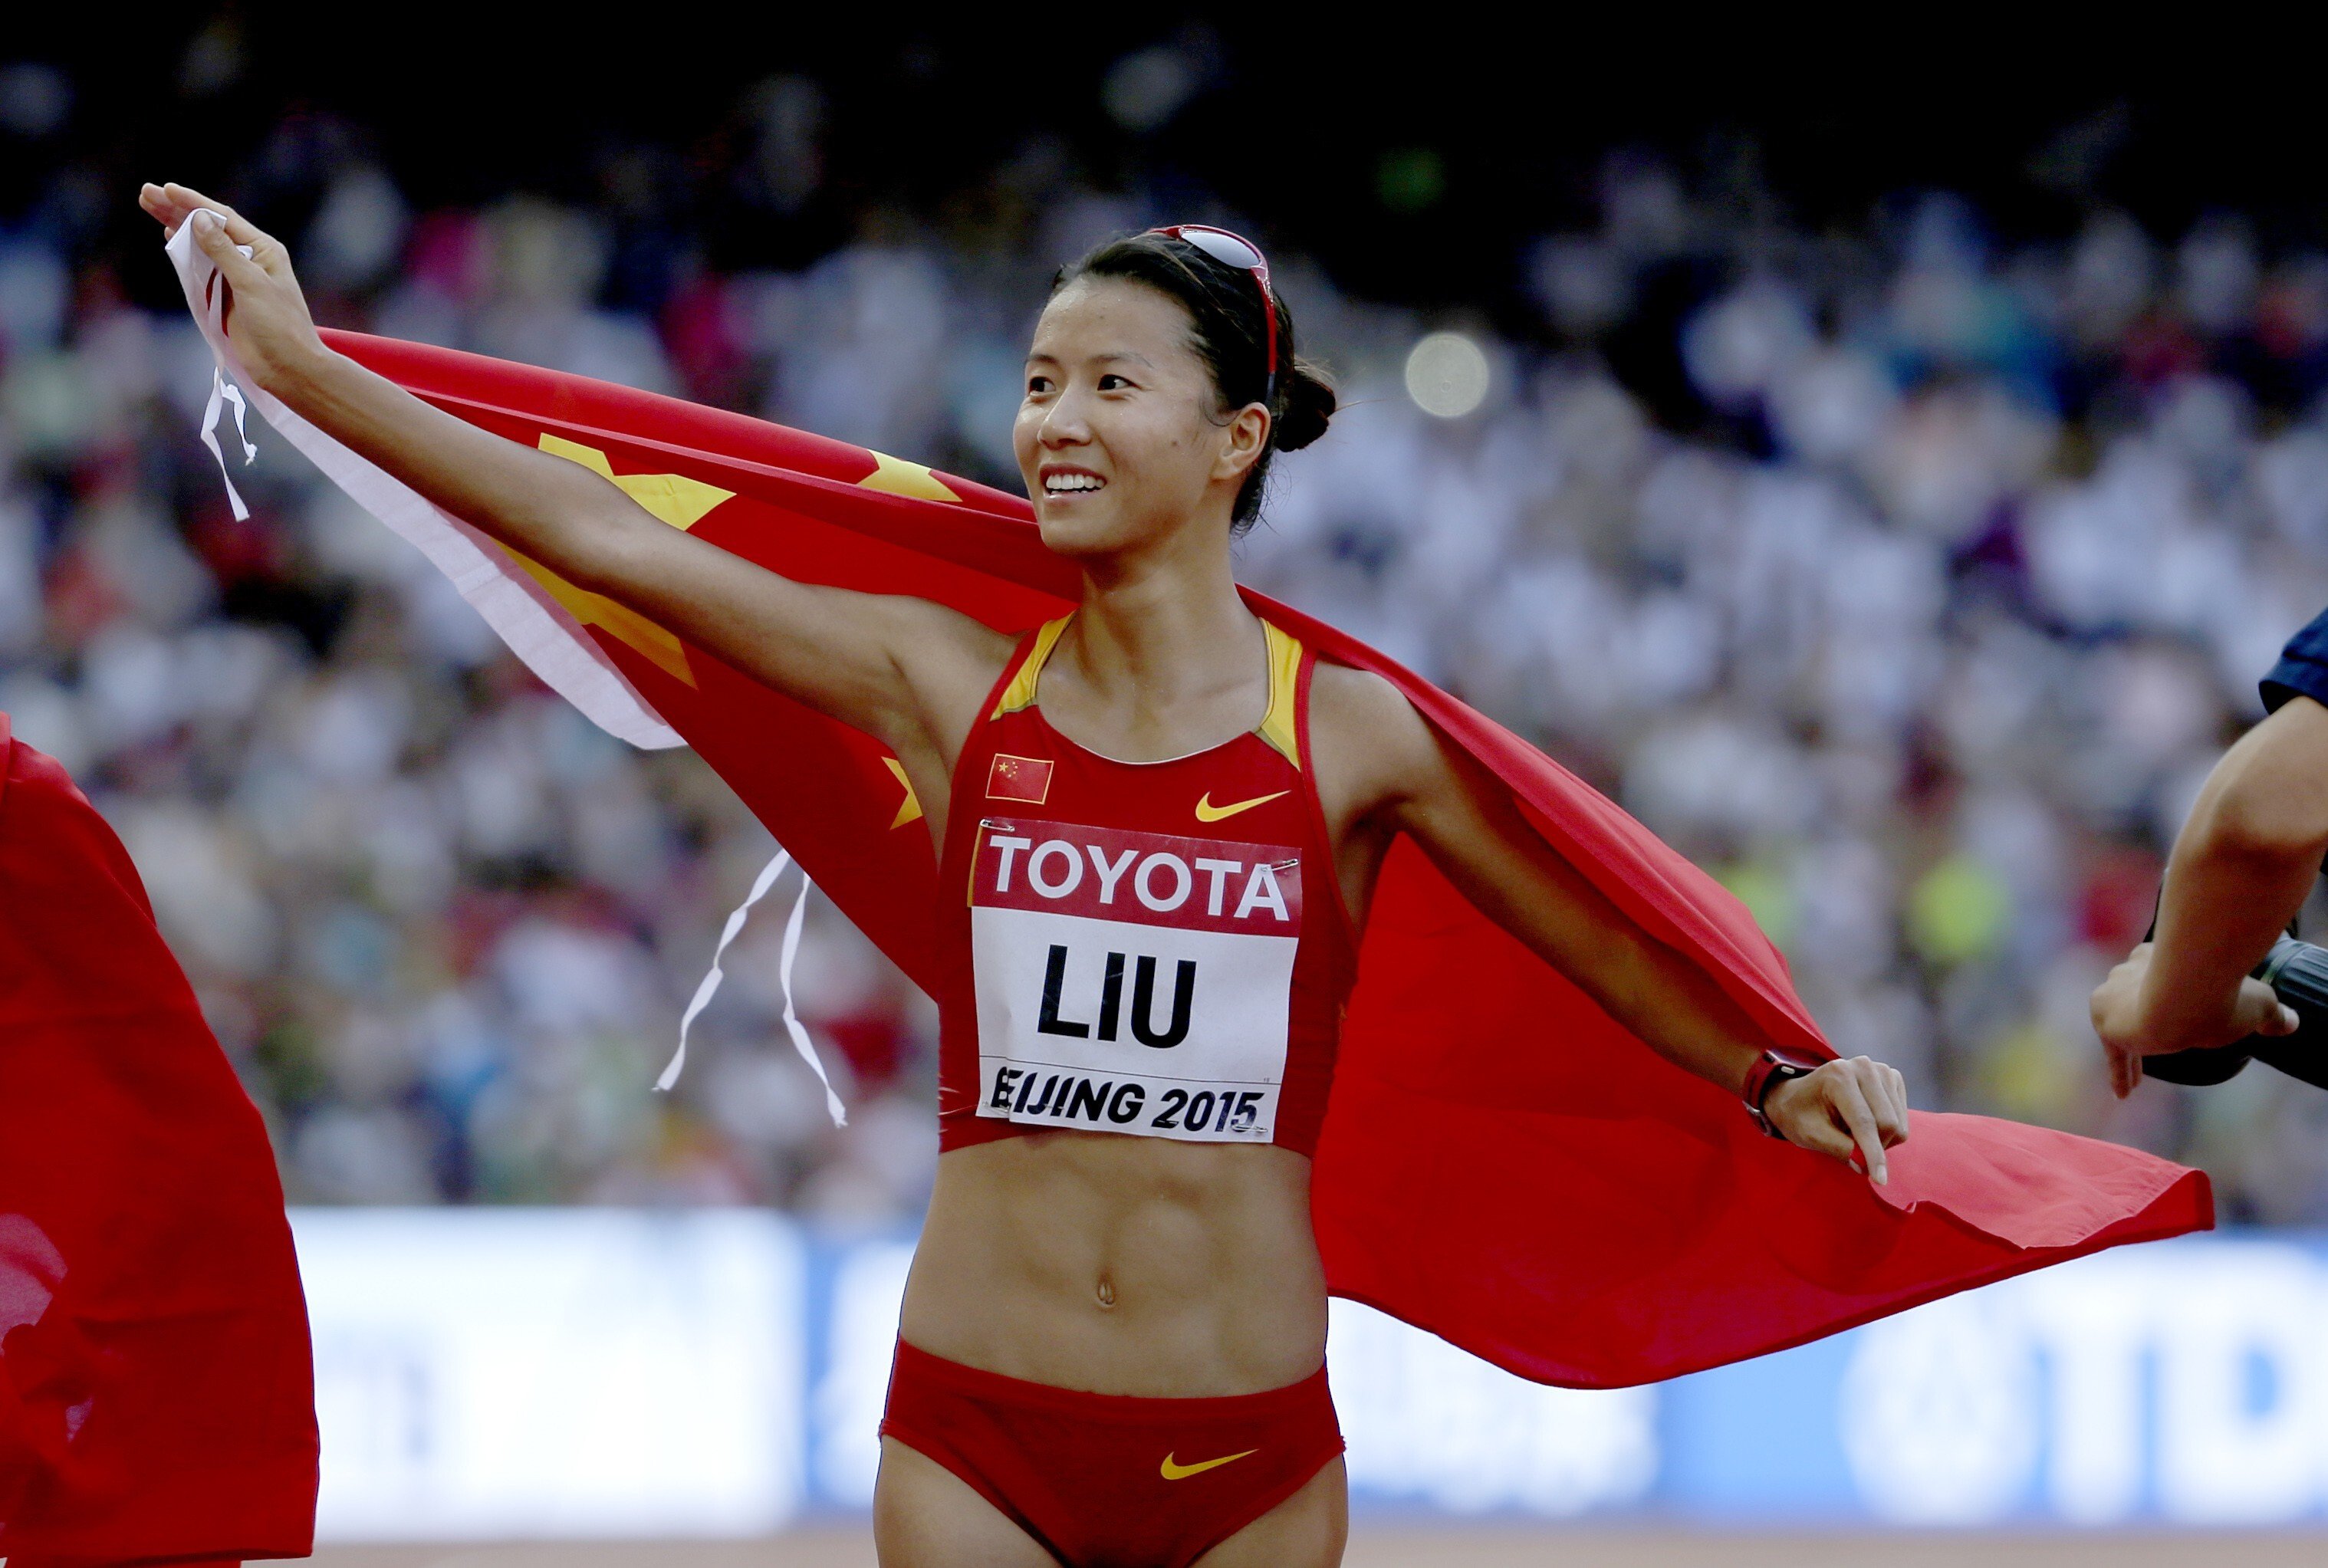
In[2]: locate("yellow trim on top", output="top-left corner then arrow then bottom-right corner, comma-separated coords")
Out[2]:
991,616 -> 1074,718
1257,620 -> 1304,770
988,613 -> 1304,766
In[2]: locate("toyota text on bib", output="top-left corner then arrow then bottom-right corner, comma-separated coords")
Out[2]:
969,818 -> 1303,1142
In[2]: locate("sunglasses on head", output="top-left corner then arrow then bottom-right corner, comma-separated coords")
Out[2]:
1149,225 -> 1277,401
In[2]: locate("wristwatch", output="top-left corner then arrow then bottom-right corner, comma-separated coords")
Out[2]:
1741,1051 -> 1812,1139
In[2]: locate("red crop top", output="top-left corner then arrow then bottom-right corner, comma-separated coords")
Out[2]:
934,614 -> 1360,1157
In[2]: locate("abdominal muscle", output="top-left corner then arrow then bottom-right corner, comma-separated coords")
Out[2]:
897,1131 -> 1328,1398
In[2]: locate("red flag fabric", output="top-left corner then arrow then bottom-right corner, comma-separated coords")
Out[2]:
0,715 -> 318,1563
309,327 -> 2211,1388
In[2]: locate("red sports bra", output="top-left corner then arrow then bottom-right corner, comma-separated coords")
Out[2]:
934,614 -> 1360,1157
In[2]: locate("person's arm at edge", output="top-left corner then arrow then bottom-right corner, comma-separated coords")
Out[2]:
1313,664 -> 1909,1182
2091,695 -> 2328,1095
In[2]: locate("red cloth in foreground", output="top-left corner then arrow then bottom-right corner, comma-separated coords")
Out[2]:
324,327 -> 2212,1389
0,715 -> 317,1563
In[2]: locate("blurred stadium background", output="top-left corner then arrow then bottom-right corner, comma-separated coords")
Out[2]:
9,13 -> 2328,1556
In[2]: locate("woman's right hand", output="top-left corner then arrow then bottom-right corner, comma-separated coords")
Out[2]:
1761,1054 -> 1910,1185
138,182 -> 324,394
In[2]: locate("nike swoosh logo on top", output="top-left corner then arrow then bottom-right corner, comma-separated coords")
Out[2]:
1195,790 -> 1289,823
1160,1447 -> 1259,1481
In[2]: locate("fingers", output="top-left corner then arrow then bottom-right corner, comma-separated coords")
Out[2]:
1870,1060 -> 1910,1147
1827,1070 -> 1889,1185
2091,952 -> 2151,1098
1765,1059 -> 1909,1182
141,183 -> 282,262
140,182 -> 199,241
2235,976 -> 2300,1037
189,209 -> 265,287
141,182 -> 225,229
162,183 -> 254,239
1783,1101 -> 1857,1164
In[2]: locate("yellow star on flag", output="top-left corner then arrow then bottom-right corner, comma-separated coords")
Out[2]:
514,435 -> 735,685
882,756 -> 925,829
857,452 -> 960,501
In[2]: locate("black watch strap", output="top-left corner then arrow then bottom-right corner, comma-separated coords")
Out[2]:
1742,1053 -> 1812,1139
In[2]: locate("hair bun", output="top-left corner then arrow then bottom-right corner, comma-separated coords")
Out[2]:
1274,357 -> 1336,452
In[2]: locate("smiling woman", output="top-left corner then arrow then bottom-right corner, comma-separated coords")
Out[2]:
1025,229 -> 1337,545
140,180 -> 1922,1568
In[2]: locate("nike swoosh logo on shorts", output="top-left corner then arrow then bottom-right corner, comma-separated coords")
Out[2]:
1160,1447 -> 1259,1481
1195,790 -> 1289,822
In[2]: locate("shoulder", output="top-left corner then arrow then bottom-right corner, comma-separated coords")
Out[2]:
2214,692 -> 2328,856
2248,685 -> 2328,773
876,593 -> 1019,678
1309,659 -> 1420,731
1307,659 -> 1442,803
862,593 -> 1022,748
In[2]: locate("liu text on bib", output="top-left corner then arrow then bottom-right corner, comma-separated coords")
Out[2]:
969,819 -> 1303,1142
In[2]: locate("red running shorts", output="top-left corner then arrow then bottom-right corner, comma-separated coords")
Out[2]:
879,1338 -> 1344,1566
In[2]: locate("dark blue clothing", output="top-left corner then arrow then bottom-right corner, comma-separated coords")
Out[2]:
2263,604 -> 2328,714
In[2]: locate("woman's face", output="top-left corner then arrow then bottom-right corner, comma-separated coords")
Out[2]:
1014,277 -> 1268,560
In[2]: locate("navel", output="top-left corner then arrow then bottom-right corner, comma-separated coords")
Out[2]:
1095,1273 -> 1117,1310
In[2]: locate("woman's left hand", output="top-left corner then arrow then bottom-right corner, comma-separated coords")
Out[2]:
1762,1056 -> 1910,1185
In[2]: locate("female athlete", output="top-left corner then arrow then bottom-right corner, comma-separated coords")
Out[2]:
143,182 -> 1912,1568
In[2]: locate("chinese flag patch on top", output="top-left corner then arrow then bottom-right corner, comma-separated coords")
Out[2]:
986,753 -> 1054,804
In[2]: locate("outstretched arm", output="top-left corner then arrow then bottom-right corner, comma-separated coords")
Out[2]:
138,183 -> 1010,769
1312,665 -> 1909,1182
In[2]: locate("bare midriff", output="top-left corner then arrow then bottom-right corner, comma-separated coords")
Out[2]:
898,1132 -> 1327,1398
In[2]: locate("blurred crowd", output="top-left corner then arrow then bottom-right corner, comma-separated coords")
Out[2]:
8,58 -> 2328,1226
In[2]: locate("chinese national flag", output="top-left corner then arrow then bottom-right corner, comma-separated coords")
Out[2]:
160,222 -> 2211,1397
0,716 -> 317,1563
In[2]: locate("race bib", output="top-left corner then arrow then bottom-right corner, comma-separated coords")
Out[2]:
969,818 -> 1303,1143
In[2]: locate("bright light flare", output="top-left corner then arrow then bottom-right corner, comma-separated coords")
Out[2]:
1404,331 -> 1490,419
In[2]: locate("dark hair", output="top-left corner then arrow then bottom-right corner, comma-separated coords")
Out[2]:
1054,229 -> 1335,534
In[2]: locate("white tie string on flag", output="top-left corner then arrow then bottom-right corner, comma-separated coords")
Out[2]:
199,363 -> 257,519
193,245 -> 259,519
659,847 -> 848,1126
